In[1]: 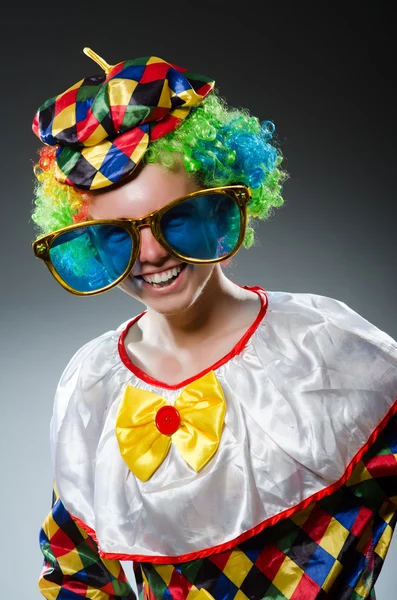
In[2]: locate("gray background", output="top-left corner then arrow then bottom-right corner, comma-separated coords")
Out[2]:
1,1 -> 396,598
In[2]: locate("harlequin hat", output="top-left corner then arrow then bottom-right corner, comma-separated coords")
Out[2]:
32,48 -> 215,190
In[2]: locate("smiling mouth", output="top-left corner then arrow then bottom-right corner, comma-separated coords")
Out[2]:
137,263 -> 187,287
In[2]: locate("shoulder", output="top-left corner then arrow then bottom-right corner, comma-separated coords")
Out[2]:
55,320 -> 128,389
49,318 -> 135,461
246,290 -> 397,403
264,290 -> 397,355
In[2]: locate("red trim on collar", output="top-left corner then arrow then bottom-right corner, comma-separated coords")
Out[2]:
70,396 -> 397,564
117,285 -> 268,390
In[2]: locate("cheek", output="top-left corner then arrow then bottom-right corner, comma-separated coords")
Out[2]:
191,263 -> 218,287
117,277 -> 141,299
197,264 -> 213,277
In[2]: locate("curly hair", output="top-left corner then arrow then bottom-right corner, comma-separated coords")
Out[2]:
32,91 -> 287,249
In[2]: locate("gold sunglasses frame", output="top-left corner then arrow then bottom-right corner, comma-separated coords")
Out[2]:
32,184 -> 251,296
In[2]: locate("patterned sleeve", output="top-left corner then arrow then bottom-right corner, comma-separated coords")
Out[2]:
38,486 -> 137,600
340,412 -> 397,598
345,412 -> 397,507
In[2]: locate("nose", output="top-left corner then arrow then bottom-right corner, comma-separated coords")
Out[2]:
133,225 -> 170,273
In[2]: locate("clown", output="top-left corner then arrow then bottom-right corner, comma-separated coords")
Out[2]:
32,49 -> 397,600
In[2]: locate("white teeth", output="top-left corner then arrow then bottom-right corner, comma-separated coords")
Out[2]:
142,265 -> 182,284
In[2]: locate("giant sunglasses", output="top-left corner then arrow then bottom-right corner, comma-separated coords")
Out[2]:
32,185 -> 251,296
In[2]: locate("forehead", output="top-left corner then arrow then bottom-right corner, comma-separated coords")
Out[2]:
88,163 -> 201,219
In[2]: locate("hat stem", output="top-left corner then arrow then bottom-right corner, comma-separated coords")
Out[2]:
83,47 -> 113,75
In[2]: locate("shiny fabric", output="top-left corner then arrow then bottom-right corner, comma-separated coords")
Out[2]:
39,487 -> 136,599
32,56 -> 214,190
50,287 -> 397,561
116,370 -> 226,481
39,414 -> 397,598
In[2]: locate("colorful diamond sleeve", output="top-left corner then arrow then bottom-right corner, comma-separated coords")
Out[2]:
38,485 -> 137,599
345,412 -> 397,508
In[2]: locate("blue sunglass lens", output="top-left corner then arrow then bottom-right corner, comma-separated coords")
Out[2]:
159,193 -> 241,260
49,224 -> 133,292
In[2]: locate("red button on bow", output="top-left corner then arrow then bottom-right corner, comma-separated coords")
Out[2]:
155,405 -> 181,435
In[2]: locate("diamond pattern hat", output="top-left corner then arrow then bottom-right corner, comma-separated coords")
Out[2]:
32,48 -> 215,190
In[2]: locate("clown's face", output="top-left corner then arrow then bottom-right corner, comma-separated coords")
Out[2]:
88,163 -> 223,315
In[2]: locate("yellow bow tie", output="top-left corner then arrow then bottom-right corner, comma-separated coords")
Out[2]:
115,370 -> 226,481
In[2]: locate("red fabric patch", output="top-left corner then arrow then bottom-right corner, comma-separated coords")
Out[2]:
76,111 -> 100,142
111,105 -> 128,131
168,569 -> 193,600
256,545 -> 286,580
49,528 -> 75,557
119,570 -> 129,583
102,581 -> 119,595
302,506 -> 333,543
364,454 -> 397,479
290,573 -> 321,599
196,82 -> 214,97
113,128 -> 146,155
32,112 -> 39,135
105,61 -> 125,83
64,580 -> 89,594
140,61 -> 172,83
170,62 -> 188,73
55,88 -> 78,117
209,549 -> 233,572
142,106 -> 170,124
351,505 -> 373,537
151,115 -> 182,141
148,585 -> 157,600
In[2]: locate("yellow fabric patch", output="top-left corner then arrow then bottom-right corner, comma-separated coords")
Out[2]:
58,548 -> 84,574
157,80 -> 172,109
223,550 -> 253,587
52,104 -> 77,137
233,591 -> 250,600
272,556 -> 304,598
84,123 -> 109,148
322,559 -> 343,592
43,513 -> 60,540
90,171 -> 113,189
102,556 -> 122,579
320,517 -> 350,558
154,564 -> 174,586
346,462 -> 372,486
375,523 -> 393,557
290,504 -> 314,528
81,140 -> 112,170
108,78 -> 139,107
130,132 -> 149,161
38,576 -> 59,599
